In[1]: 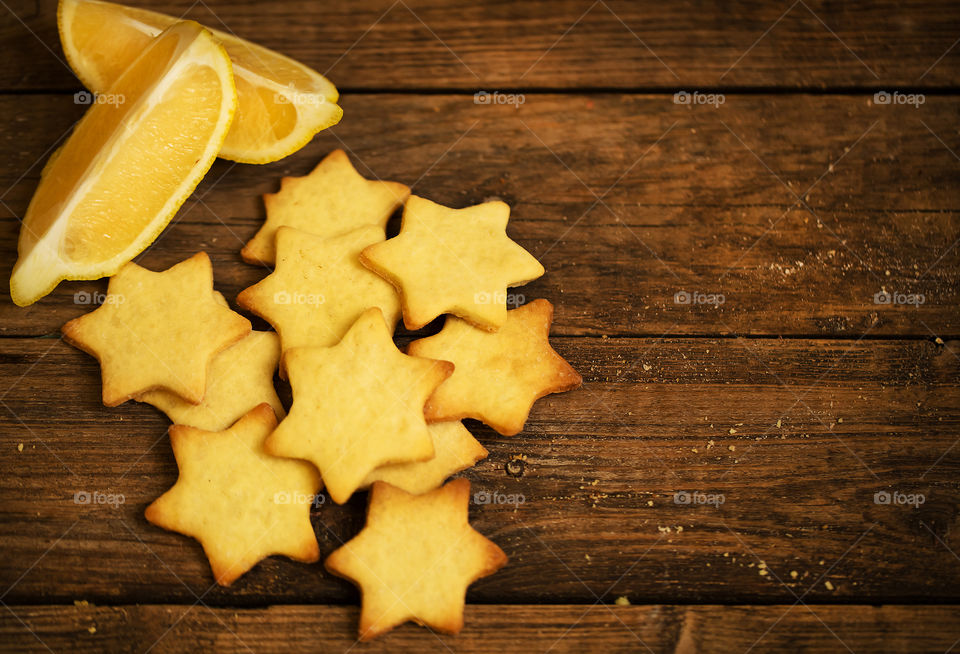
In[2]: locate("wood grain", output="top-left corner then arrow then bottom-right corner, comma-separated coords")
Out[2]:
2,1 -> 959,649
0,336 -> 957,605
1,93 -> 958,338
2,604 -> 960,653
2,0 -> 960,90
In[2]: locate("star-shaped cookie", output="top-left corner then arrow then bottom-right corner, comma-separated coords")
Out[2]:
325,479 -> 507,640
237,226 -> 400,355
361,421 -> 487,495
145,403 -> 321,586
241,149 -> 410,265
359,195 -> 545,331
408,299 -> 581,435
137,330 -> 285,432
61,252 -> 251,406
265,308 -> 453,504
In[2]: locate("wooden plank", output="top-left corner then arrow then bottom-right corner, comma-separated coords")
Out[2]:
1,93 -> 958,337
2,0 -> 960,90
2,604 -> 960,653
1,336 -> 958,604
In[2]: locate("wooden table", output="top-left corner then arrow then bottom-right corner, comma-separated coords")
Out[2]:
2,1 -> 959,651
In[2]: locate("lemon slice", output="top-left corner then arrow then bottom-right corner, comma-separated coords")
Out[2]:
58,0 -> 343,164
9,22 -> 237,307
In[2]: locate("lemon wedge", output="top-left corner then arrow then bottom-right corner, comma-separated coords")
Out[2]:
58,0 -> 343,163
10,21 -> 237,306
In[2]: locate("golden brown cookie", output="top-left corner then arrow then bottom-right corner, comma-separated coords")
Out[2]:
61,252 -> 251,406
408,299 -> 581,435
265,308 -> 453,504
241,149 -> 409,265
137,330 -> 284,431
145,403 -> 321,586
325,479 -> 507,640
361,421 -> 487,494
359,195 -> 544,331
237,226 -> 400,355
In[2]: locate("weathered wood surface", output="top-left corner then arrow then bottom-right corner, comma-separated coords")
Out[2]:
2,2 -> 960,649
1,336 -> 957,604
1,93 -> 958,338
3,604 -> 960,653
3,0 -> 960,90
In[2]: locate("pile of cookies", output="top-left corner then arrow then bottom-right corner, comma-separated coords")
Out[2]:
62,149 -> 581,640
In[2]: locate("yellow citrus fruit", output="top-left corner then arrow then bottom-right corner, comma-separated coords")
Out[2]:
9,21 -> 237,307
58,0 -> 343,164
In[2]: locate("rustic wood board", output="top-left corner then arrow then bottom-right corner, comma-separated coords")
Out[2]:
2,0 -> 959,651
1,337 -> 957,606
3,604 -> 960,653
1,94 -> 958,338
2,0 -> 960,90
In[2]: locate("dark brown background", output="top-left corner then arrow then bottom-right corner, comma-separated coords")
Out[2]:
1,1 -> 959,651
